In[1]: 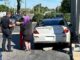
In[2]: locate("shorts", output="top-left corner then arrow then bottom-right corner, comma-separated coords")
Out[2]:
23,30 -> 31,42
23,34 -> 31,42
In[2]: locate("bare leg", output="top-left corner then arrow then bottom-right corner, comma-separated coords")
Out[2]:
28,42 -> 31,50
25,41 -> 29,50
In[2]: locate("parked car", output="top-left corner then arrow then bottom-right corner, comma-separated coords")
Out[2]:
33,18 -> 71,44
11,14 -> 23,22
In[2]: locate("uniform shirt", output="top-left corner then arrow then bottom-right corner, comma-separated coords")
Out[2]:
0,16 -> 12,35
0,16 -> 10,29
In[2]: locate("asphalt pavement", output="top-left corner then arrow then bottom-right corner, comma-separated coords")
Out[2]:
0,22 -> 71,60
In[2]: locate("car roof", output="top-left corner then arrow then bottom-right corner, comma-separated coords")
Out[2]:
11,14 -> 23,20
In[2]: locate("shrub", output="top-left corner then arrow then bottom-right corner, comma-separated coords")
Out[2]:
64,13 -> 71,22
32,13 -> 44,22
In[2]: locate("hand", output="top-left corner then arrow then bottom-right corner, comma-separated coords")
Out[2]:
13,24 -> 15,27
16,22 -> 21,25
9,23 -> 15,28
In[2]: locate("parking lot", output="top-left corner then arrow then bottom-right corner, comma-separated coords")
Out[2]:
0,23 -> 71,60
0,22 -> 80,60
0,34 -> 70,60
0,0 -> 80,60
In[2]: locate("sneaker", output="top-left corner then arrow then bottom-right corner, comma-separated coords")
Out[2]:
25,50 -> 31,55
25,49 -> 28,51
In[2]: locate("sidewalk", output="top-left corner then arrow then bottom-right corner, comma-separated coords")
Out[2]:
72,44 -> 80,60
73,52 -> 80,60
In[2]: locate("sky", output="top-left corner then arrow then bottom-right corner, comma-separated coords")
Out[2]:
0,0 -> 62,9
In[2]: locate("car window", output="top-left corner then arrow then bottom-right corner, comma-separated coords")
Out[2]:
59,20 -> 64,25
38,19 -> 64,26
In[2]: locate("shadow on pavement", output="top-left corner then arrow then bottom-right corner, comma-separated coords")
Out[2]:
11,34 -> 73,60
34,43 -> 74,60
12,34 -> 34,50
55,43 -> 74,60
0,51 -> 2,60
0,48 -> 2,52
11,34 -> 20,49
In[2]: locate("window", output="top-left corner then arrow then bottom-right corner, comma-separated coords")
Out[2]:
38,19 -> 64,26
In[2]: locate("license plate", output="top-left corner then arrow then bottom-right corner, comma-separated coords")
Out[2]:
45,36 -> 55,41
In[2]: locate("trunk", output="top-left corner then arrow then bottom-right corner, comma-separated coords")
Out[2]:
36,26 -> 64,35
17,0 -> 21,14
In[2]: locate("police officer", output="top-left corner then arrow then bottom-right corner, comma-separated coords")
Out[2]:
0,12 -> 15,52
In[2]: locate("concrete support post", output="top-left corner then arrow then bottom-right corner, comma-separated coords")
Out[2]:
71,0 -> 78,42
71,0 -> 80,43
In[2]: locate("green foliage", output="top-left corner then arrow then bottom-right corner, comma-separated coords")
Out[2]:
64,13 -> 71,22
56,6 -> 61,13
9,8 -> 15,13
44,12 -> 56,19
32,13 -> 44,22
61,0 -> 71,13
0,5 -> 9,12
33,4 -> 49,14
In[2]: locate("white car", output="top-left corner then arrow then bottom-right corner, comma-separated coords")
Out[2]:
33,18 -> 71,44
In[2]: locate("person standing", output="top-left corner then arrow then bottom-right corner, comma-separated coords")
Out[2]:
16,16 -> 32,51
0,12 -> 15,52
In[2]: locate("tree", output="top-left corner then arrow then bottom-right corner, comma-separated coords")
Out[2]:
60,0 -> 71,13
56,6 -> 61,13
44,12 -> 55,19
17,0 -> 21,14
0,5 -> 9,12
33,4 -> 49,14
9,8 -> 15,14
33,4 -> 41,14
32,13 -> 44,22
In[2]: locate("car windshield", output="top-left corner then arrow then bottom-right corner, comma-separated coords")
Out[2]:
38,18 -> 64,26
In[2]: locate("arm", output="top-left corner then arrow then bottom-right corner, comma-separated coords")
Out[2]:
16,21 -> 23,25
9,23 -> 15,28
9,19 -> 15,27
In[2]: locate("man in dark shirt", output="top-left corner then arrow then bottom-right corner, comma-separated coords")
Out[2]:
0,12 -> 15,52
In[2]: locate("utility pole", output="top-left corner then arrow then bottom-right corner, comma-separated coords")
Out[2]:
71,0 -> 80,43
25,0 -> 26,15
17,0 -> 21,14
4,0 -> 9,11
71,0 -> 80,52
4,0 -> 7,6
71,0 -> 78,35
25,0 -> 26,10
